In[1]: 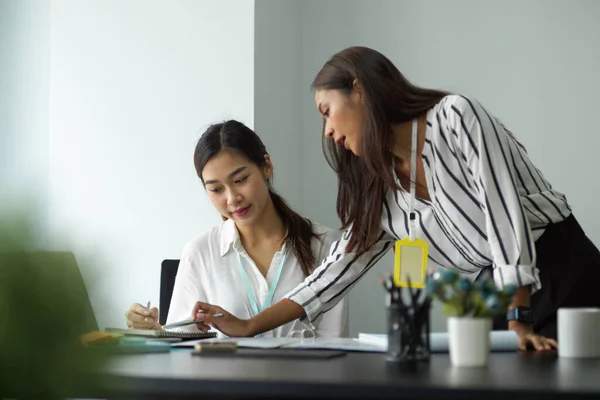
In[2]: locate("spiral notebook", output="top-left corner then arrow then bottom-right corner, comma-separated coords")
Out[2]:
105,327 -> 217,340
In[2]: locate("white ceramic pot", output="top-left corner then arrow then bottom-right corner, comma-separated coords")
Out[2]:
448,317 -> 492,367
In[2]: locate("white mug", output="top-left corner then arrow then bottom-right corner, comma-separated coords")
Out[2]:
558,308 -> 600,359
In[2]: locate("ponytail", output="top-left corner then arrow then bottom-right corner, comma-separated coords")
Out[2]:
269,189 -> 321,276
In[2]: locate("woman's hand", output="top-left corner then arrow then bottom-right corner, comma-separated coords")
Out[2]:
510,321 -> 558,351
192,301 -> 253,337
125,303 -> 160,330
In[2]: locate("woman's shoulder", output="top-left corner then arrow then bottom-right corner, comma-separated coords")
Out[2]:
310,220 -> 340,236
435,94 -> 483,117
309,220 -> 343,249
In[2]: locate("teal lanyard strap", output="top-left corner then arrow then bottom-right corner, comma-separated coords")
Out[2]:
237,257 -> 260,315
237,249 -> 288,335
261,251 -> 287,310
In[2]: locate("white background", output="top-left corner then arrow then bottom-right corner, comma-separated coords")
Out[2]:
2,0 -> 599,334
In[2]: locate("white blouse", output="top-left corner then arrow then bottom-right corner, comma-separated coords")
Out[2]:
166,218 -> 349,338
287,94 -> 571,327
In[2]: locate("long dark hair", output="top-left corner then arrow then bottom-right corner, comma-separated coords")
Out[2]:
193,120 -> 320,276
312,46 -> 449,257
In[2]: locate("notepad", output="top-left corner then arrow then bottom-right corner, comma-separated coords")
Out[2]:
105,327 -> 217,340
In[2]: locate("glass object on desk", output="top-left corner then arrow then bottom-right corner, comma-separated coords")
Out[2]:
386,298 -> 431,363
288,327 -> 316,341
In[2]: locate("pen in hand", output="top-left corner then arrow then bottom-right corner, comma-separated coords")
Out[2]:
197,312 -> 224,318
146,301 -> 153,321
161,313 -> 223,330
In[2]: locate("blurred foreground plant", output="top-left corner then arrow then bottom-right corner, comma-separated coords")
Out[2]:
0,210 -> 108,399
425,269 -> 517,318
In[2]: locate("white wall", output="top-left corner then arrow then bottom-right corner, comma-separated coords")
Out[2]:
300,0 -> 600,336
0,0 -> 50,244
5,0 -> 599,336
48,0 -> 255,329
254,0 -> 304,210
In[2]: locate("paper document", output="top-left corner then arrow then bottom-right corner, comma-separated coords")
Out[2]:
288,338 -> 386,352
356,330 -> 519,353
357,333 -> 387,348
172,337 -> 299,349
173,330 -> 519,353
173,337 -> 384,352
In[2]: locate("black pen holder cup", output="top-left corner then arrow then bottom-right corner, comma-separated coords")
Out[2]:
386,302 -> 431,363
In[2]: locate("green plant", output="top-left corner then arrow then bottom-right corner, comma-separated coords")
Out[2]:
425,269 -> 517,318
0,211 -> 108,399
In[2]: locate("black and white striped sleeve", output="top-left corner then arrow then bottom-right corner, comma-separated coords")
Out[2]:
444,95 -> 541,292
284,226 -> 394,326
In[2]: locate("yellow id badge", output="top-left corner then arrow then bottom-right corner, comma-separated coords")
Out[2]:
393,238 -> 428,288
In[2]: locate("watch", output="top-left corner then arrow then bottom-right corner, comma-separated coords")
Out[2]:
506,307 -> 533,324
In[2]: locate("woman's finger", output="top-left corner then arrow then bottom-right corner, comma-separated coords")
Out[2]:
126,310 -> 156,323
127,317 -> 156,330
529,335 -> 546,351
192,301 -> 221,319
538,336 -> 557,350
517,336 -> 529,351
130,302 -> 151,316
194,321 -> 213,333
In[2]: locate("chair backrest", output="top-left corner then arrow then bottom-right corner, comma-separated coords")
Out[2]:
159,259 -> 180,325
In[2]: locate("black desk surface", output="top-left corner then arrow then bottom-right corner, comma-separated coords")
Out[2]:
101,349 -> 600,399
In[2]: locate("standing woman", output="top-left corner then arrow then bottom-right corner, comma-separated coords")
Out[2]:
192,47 -> 600,350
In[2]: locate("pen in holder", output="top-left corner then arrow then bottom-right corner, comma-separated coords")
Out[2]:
382,273 -> 431,363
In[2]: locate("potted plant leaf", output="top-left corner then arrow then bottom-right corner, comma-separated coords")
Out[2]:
0,210 -> 109,399
425,269 -> 517,367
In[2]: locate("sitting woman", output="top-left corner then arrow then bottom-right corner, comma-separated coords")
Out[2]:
125,120 -> 348,337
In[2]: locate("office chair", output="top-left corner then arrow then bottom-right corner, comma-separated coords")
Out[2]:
159,259 -> 180,326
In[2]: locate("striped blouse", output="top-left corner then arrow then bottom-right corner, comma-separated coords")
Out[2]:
286,94 -> 571,326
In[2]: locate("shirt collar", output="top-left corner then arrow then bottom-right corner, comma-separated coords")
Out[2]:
219,218 -> 243,257
219,219 -> 290,257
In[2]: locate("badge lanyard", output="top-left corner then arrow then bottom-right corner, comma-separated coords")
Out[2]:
238,249 -> 287,336
393,118 -> 429,288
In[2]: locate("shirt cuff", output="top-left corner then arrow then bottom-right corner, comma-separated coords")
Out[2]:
493,264 -> 541,294
284,282 -> 324,330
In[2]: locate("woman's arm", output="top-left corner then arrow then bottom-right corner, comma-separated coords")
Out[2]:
443,95 -> 541,293
310,225 -> 350,337
192,298 -> 304,337
284,228 -> 393,331
443,96 -> 556,350
195,227 -> 394,337
248,299 -> 307,335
